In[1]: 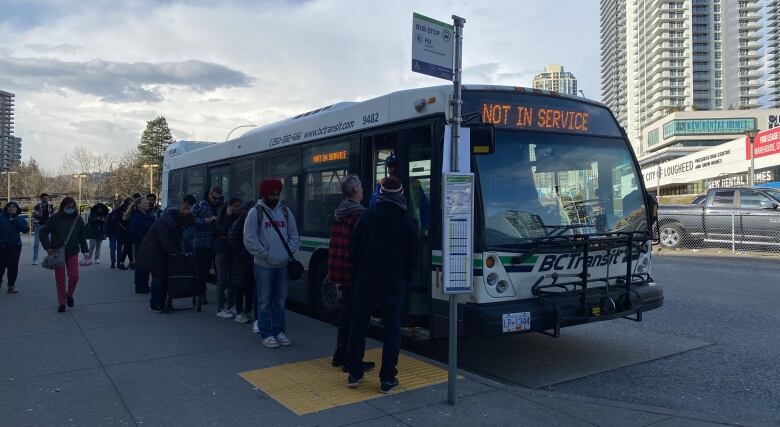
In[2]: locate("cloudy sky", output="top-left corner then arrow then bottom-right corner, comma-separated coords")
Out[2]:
0,0 -> 600,170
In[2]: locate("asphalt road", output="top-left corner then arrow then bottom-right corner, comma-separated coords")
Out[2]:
409,254 -> 780,425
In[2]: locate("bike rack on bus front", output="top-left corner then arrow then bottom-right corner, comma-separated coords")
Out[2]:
525,231 -> 651,338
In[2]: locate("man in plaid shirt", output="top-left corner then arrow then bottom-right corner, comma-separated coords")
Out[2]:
328,176 -> 374,373
192,186 -> 223,305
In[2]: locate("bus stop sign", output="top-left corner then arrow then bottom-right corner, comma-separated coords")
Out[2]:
412,13 -> 454,80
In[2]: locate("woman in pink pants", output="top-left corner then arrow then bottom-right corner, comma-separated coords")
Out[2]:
39,197 -> 90,312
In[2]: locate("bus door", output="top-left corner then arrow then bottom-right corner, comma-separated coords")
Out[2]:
208,164 -> 231,200
398,126 -> 433,326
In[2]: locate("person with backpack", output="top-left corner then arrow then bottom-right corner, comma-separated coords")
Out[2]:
130,197 -> 156,293
0,202 -> 30,293
86,202 -> 109,265
228,201 -> 255,324
137,207 -> 194,313
328,176 -> 375,373
345,176 -> 419,394
215,197 -> 242,319
243,178 -> 300,348
39,197 -> 90,312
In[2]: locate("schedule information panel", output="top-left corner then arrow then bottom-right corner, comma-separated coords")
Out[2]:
442,172 -> 474,294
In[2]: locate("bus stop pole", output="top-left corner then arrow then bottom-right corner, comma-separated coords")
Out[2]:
447,14 -> 465,406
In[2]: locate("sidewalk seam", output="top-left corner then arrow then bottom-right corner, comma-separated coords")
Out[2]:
69,311 -> 140,427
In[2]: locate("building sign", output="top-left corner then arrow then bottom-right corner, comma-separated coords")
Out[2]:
662,118 -> 757,139
708,170 -> 774,188
746,127 -> 780,160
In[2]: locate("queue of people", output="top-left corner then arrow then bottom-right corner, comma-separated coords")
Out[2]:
2,165 -> 419,395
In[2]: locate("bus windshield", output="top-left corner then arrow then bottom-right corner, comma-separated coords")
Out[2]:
476,130 -> 648,247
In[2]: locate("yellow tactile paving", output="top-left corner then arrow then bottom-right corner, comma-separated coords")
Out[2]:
239,348 -> 459,415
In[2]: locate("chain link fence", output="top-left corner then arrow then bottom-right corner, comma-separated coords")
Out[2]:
654,212 -> 780,256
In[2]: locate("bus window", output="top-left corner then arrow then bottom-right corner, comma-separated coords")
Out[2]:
265,150 -> 300,212
184,166 -> 205,199
233,159 -> 253,201
167,170 -> 183,207
303,141 -> 350,234
209,165 -> 231,198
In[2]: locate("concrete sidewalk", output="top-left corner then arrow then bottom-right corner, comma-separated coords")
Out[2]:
0,242 -> 766,426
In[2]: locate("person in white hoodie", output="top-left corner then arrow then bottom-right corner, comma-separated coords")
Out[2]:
243,178 -> 301,348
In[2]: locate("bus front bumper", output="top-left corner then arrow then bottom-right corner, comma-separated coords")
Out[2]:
457,283 -> 664,337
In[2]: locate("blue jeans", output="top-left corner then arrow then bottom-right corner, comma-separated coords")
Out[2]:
254,264 -> 288,339
150,275 -> 167,309
32,225 -> 41,262
346,277 -> 405,382
109,237 -> 119,265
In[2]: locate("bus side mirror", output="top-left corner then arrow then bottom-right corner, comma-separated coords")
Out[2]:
468,124 -> 495,155
647,194 -> 658,223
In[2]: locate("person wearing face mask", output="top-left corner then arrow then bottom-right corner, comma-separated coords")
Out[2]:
0,202 -> 30,293
39,197 -> 90,312
243,178 -> 300,348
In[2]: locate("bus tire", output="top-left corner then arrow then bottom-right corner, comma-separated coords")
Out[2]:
310,259 -> 340,325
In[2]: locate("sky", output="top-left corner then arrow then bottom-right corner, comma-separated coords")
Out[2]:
0,0 -> 601,171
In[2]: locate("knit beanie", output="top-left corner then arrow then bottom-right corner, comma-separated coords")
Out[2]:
380,176 -> 403,193
260,178 -> 283,198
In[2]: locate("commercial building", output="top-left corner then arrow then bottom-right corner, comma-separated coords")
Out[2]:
768,1 -> 780,107
0,90 -> 21,171
600,0 -> 763,156
638,109 -> 780,167
641,126 -> 780,197
532,64 -> 578,96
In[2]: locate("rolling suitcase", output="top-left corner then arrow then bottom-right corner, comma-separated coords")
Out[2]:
166,254 -> 202,312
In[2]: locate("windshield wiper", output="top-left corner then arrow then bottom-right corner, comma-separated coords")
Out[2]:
542,224 -> 592,236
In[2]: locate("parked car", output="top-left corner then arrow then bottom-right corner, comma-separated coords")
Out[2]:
657,187 -> 780,248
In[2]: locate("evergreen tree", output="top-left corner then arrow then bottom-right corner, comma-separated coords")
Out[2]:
137,116 -> 175,194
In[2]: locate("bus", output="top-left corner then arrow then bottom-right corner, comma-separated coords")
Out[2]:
162,85 -> 663,339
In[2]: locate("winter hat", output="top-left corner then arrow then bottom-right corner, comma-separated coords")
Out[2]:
260,178 -> 284,198
380,176 -> 403,193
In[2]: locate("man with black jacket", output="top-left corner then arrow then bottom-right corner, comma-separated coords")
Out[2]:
345,176 -> 419,394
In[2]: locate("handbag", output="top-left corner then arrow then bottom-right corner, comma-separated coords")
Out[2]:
41,216 -> 80,270
260,207 -> 304,280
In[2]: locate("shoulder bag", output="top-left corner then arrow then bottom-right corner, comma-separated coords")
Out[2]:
260,207 -> 304,280
42,217 -> 80,270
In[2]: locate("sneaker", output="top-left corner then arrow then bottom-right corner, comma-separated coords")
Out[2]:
276,332 -> 292,346
235,313 -> 251,324
380,378 -> 400,394
253,320 -> 260,334
57,304 -> 66,313
96,259 -> 100,265
226,307 -> 237,316
118,264 -> 127,270
32,260 -> 38,265
347,375 -> 363,388
341,361 -> 375,373
110,262 -> 115,269
217,310 -> 235,319
262,336 -> 280,348
149,305 -> 162,313
66,297 -> 74,307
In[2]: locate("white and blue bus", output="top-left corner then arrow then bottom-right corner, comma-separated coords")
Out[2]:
162,85 -> 663,339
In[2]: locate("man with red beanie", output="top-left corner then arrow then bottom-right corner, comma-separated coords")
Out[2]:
243,178 -> 300,348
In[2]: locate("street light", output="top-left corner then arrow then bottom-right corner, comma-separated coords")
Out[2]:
73,174 -> 87,207
225,124 -> 258,142
745,129 -> 759,187
1,170 -> 17,202
142,164 -> 160,195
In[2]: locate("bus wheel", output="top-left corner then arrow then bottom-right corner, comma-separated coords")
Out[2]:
311,261 -> 340,325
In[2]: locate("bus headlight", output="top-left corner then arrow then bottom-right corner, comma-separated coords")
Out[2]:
486,273 -> 498,287
496,280 -> 508,293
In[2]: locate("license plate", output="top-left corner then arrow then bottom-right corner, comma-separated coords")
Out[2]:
502,312 -> 531,333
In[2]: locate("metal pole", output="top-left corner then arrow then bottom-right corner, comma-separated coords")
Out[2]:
749,137 -> 755,187
78,177 -> 82,207
731,212 -> 735,253
656,164 -> 661,199
149,166 -> 154,195
6,172 -> 10,202
447,14 -> 465,407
